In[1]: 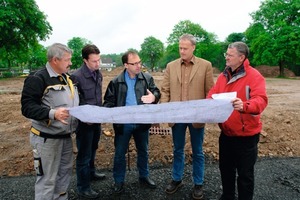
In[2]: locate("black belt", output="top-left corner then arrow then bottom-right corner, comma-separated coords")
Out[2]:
31,127 -> 71,139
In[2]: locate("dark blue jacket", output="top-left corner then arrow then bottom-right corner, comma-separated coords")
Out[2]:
71,64 -> 103,107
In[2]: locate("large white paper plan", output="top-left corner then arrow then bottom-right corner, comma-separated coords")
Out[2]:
69,92 -> 236,124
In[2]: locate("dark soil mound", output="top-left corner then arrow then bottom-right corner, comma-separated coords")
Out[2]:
255,65 -> 296,77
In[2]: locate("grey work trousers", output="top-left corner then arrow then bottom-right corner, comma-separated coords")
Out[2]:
30,133 -> 73,200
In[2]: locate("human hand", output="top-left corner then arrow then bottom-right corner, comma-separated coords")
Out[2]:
231,98 -> 244,112
141,89 -> 155,104
54,107 -> 69,125
151,123 -> 160,128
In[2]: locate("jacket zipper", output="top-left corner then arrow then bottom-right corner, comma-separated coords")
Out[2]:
240,113 -> 245,132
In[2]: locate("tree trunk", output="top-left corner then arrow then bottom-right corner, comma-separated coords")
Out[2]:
279,60 -> 285,77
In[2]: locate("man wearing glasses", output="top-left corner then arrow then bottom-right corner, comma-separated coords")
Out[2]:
207,42 -> 268,200
103,50 -> 161,194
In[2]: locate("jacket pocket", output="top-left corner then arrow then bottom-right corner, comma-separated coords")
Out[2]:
81,84 -> 95,101
43,85 -> 69,108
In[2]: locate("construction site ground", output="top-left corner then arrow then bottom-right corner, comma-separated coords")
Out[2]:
0,66 -> 299,177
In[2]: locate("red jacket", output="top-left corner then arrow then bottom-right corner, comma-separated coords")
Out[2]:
207,59 -> 268,137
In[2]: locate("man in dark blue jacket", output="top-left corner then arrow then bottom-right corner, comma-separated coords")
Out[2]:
71,44 -> 105,199
103,50 -> 161,194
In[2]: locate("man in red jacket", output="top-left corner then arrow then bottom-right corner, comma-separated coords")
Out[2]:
207,42 -> 268,200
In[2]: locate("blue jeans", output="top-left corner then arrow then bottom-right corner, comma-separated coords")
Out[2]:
76,122 -> 101,192
171,123 -> 205,185
113,124 -> 149,183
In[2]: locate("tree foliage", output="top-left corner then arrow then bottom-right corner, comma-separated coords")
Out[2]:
140,36 -> 164,71
3,0 -> 299,77
27,43 -> 47,70
167,20 -> 213,45
67,37 -> 91,69
159,43 -> 179,70
0,0 -> 52,68
225,33 -> 245,43
247,0 -> 300,76
245,23 -> 275,66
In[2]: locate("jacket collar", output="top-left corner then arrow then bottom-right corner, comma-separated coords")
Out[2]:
180,55 -> 196,65
46,62 -> 61,77
81,63 -> 94,77
223,59 -> 250,84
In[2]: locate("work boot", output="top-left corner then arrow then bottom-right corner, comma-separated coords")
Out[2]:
78,188 -> 99,199
192,184 -> 204,199
139,176 -> 156,189
165,180 -> 183,194
114,182 -> 124,194
91,171 -> 106,181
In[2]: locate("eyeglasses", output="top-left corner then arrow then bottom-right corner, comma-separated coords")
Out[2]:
223,53 -> 234,58
127,61 -> 142,66
224,53 -> 243,58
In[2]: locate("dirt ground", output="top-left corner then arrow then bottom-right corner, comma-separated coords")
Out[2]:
0,66 -> 299,177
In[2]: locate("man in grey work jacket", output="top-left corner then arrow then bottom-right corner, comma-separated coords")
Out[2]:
21,43 -> 79,200
71,44 -> 105,199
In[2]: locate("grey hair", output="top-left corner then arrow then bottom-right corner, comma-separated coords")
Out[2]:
179,34 -> 196,46
47,43 -> 73,61
228,42 -> 249,58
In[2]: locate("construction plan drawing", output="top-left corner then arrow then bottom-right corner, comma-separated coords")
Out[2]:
69,92 -> 236,124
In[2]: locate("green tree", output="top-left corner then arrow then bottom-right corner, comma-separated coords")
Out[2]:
247,0 -> 300,76
204,43 -> 226,70
159,43 -> 179,69
127,48 -> 139,54
167,20 -> 213,45
140,36 -> 164,71
27,43 -> 47,70
245,23 -> 276,66
225,33 -> 245,43
0,0 -> 52,68
67,37 -> 91,69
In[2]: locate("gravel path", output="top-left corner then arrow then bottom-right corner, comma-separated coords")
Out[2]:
0,157 -> 299,200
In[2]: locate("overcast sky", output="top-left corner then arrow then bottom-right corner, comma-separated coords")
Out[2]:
35,0 -> 262,54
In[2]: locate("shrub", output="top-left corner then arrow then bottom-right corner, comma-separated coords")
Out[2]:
2,72 -> 13,78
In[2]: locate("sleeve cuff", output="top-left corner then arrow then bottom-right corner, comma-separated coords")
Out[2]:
49,109 -> 56,120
